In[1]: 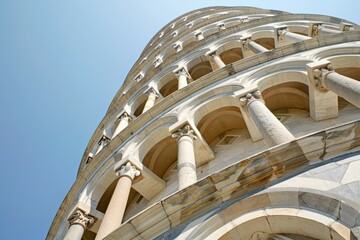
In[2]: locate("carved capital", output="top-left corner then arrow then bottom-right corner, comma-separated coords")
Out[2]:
68,209 -> 94,229
172,124 -> 197,141
146,87 -> 159,98
275,26 -> 288,41
98,134 -> 110,145
312,64 -> 334,92
208,50 -> 219,57
86,153 -> 94,164
115,161 -> 141,180
117,112 -> 132,123
340,22 -> 354,31
174,44 -> 182,52
240,91 -> 263,107
174,68 -> 190,79
218,23 -> 226,30
242,38 -> 251,51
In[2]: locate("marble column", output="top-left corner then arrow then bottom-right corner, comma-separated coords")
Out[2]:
142,88 -> 159,114
276,27 -> 311,43
112,112 -> 132,138
95,162 -> 140,240
175,68 -> 190,90
310,23 -> 341,37
172,125 -> 197,190
195,32 -> 204,41
209,50 -> 226,70
242,37 -> 269,54
240,91 -> 295,147
311,63 -> 360,108
64,209 -> 94,240
96,134 -> 110,155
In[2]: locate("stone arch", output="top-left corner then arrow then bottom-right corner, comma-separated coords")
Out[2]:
251,30 -> 275,50
186,191 -> 357,240
186,55 -> 213,80
136,115 -> 178,162
131,93 -> 148,117
181,34 -> 198,49
157,71 -> 178,97
217,40 -> 244,65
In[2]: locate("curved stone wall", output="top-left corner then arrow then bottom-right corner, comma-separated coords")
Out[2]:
47,6 -> 360,240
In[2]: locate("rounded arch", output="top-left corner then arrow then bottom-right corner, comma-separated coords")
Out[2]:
136,115 -> 178,162
186,191 -> 356,240
251,30 -> 276,50
216,40 -> 244,65
157,72 -> 178,97
186,55 -> 213,80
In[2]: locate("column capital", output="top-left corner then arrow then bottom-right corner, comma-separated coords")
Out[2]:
146,87 -> 159,98
274,26 -> 288,40
115,161 -> 141,181
117,111 -> 132,121
241,36 -> 252,50
308,22 -> 323,37
240,91 -> 264,107
307,60 -> 334,92
98,134 -> 110,145
174,68 -> 190,79
68,209 -> 94,229
172,124 -> 197,140
340,22 -> 354,31
208,50 -> 219,57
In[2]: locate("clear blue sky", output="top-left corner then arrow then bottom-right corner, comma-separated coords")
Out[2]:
0,1 -> 359,239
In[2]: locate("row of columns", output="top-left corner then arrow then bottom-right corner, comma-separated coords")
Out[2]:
77,65 -> 360,237
90,58 -> 360,165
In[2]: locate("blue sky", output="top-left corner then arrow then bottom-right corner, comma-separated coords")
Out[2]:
1,1 -> 359,239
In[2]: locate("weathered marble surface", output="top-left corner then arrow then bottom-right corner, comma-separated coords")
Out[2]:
105,120 -> 360,239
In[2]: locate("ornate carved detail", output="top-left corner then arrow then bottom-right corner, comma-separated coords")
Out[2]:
275,26 -> 288,41
174,68 -> 190,79
172,125 -> 197,140
146,87 -> 159,98
312,24 -> 323,37
218,23 -> 226,30
118,111 -> 132,122
312,64 -> 334,92
240,91 -> 263,107
98,134 -> 110,145
86,153 -> 94,164
174,44 -> 182,52
241,38 -> 251,51
116,161 -> 141,180
208,50 -> 219,57
68,209 -> 94,229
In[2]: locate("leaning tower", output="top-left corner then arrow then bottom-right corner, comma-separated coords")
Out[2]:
48,6 -> 360,240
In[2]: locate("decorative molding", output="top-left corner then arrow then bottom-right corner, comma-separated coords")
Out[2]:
68,209 -> 94,229
239,91 -> 263,107
115,161 -> 141,180
172,125 -> 197,140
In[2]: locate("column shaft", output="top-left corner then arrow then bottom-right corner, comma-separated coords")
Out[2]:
112,113 -> 131,138
142,90 -> 158,114
177,135 -> 197,189
281,30 -> 311,42
248,100 -> 295,147
172,125 -> 197,190
175,69 -> 189,90
248,40 -> 269,53
241,91 -> 295,147
324,72 -> 360,108
95,162 -> 140,240
64,224 -> 85,240
212,54 -> 226,69
320,28 -> 341,35
65,209 -> 94,240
